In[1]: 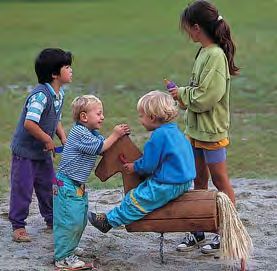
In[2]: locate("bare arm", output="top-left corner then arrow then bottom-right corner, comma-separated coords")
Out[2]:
56,121 -> 67,145
100,124 -> 130,154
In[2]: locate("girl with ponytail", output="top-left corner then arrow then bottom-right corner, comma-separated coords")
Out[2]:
168,0 -> 239,254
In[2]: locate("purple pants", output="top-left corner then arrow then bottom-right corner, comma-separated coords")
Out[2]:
9,154 -> 55,230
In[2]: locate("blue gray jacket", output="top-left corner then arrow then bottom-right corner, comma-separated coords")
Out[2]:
11,84 -> 63,160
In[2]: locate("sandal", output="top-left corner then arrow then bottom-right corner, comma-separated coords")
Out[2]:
12,228 -> 31,242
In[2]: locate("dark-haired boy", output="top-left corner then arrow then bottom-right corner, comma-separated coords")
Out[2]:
9,48 -> 72,242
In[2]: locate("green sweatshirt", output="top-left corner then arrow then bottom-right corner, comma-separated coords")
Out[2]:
178,45 -> 231,142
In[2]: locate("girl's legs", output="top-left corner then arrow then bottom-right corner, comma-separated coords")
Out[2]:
201,148 -> 235,254
177,147 -> 235,252
207,161 -> 235,205
177,155 -> 208,251
193,156 -> 210,190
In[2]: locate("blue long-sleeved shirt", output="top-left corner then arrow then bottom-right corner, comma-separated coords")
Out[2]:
134,123 -> 196,184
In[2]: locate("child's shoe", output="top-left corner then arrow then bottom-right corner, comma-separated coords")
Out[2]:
88,212 -> 112,233
12,228 -> 31,242
201,234 -> 220,254
176,232 -> 205,251
55,254 -> 85,269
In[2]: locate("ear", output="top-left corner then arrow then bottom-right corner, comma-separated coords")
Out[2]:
194,24 -> 201,32
79,112 -> 87,122
149,115 -> 156,123
51,73 -> 59,80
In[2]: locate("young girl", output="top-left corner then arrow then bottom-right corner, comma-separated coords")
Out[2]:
168,0 -> 239,254
88,90 -> 196,232
53,95 -> 130,269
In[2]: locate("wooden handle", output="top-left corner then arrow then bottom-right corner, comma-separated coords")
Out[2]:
118,154 -> 127,164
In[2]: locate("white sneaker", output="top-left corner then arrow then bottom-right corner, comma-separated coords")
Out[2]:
55,254 -> 85,269
74,247 -> 84,257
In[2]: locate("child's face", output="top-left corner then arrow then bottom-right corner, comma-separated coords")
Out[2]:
81,102 -> 104,130
138,109 -> 156,131
183,23 -> 201,43
57,65 -> 73,84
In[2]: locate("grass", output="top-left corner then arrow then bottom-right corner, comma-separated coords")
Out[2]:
0,0 -> 276,193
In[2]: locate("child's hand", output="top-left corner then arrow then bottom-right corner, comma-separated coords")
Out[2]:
44,138 -> 56,157
168,86 -> 179,100
123,162 -> 134,174
113,123 -> 131,138
60,136 -> 67,145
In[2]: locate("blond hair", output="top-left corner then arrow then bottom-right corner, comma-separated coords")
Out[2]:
137,90 -> 178,122
71,94 -> 102,121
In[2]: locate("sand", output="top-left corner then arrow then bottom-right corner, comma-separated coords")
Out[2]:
0,178 -> 276,271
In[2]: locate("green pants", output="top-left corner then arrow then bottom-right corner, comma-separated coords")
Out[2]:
53,178 -> 88,260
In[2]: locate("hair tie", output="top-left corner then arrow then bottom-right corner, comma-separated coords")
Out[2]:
218,15 -> 223,21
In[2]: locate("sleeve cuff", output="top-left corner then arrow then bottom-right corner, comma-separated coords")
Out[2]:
96,140 -> 104,154
177,87 -> 186,100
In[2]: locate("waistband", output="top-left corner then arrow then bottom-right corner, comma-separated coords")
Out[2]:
55,173 -> 85,187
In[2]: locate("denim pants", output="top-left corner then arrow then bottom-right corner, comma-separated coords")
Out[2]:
107,179 -> 192,227
53,178 -> 88,260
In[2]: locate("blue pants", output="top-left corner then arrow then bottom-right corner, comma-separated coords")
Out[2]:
53,178 -> 88,260
107,179 -> 192,227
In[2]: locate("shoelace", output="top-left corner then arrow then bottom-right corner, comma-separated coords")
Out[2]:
96,214 -> 106,220
211,235 -> 220,244
183,233 -> 198,244
96,214 -> 110,228
66,255 -> 80,264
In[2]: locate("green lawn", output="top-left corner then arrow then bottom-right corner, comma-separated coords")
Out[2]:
0,0 -> 276,192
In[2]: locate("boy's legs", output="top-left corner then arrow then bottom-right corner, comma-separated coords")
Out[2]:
33,157 -> 55,227
9,155 -> 34,231
54,179 -> 87,266
90,179 -> 192,230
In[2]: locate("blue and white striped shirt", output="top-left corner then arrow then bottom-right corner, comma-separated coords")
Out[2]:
56,123 -> 104,184
26,83 -> 64,123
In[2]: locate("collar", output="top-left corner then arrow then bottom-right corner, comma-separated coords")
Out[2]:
45,83 -> 65,98
75,122 -> 100,136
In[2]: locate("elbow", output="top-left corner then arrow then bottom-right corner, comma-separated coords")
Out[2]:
24,120 -> 30,129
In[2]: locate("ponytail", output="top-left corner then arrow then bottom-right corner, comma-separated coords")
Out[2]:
215,20 -> 239,75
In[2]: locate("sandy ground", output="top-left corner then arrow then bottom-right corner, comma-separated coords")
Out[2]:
0,178 -> 276,271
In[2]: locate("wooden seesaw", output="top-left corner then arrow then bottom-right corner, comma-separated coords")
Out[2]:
95,135 -> 252,269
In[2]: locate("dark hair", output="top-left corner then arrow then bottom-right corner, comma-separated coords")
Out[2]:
35,48 -> 73,84
180,0 -> 239,75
